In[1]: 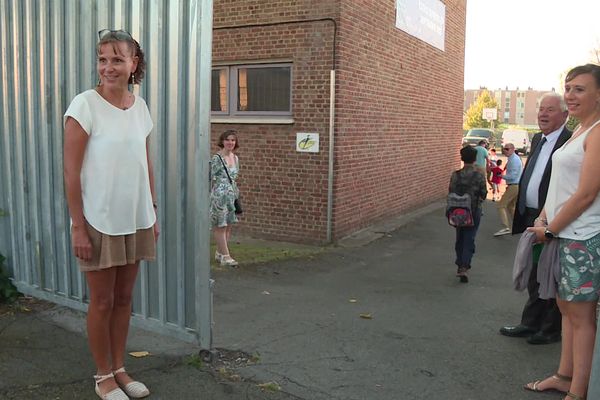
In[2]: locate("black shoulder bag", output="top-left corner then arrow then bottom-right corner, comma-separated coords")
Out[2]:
217,154 -> 243,214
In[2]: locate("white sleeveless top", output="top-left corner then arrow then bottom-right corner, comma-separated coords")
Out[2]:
64,89 -> 156,235
545,119 -> 600,240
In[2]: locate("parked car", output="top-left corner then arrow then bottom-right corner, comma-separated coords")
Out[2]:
501,129 -> 531,155
462,128 -> 495,147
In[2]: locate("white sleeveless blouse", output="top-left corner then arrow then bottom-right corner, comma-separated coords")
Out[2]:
545,119 -> 600,240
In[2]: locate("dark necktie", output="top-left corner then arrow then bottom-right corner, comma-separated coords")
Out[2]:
517,137 -> 547,214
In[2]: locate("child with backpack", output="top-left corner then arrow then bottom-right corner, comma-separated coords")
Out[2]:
447,146 -> 488,283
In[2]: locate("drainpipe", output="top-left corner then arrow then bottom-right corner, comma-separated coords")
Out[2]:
326,70 -> 335,243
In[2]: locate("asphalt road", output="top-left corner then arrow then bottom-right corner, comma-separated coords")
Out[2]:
1,200 -> 562,400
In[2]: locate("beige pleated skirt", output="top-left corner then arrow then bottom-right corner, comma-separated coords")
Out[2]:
77,221 -> 156,272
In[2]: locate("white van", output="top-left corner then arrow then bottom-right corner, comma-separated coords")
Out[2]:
501,129 -> 531,155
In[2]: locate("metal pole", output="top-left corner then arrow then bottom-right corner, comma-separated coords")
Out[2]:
326,70 -> 335,243
193,0 -> 214,353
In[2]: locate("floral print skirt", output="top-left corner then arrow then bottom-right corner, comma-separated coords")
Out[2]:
558,232 -> 600,302
210,191 -> 238,227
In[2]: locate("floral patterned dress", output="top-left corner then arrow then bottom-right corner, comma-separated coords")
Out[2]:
210,153 -> 239,227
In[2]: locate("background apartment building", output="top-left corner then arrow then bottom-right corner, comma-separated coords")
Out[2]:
464,87 -> 554,128
212,0 -> 467,243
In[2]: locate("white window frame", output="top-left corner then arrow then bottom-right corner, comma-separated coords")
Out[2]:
211,62 -> 293,121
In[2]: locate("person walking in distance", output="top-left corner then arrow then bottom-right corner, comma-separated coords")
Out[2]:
493,143 -> 522,236
449,146 -> 488,283
490,159 -> 503,201
473,140 -> 489,178
500,92 -> 571,344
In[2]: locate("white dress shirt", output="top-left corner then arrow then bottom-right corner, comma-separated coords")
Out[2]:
525,124 -> 566,209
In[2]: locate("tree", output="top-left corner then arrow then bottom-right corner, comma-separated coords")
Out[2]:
464,90 -> 498,130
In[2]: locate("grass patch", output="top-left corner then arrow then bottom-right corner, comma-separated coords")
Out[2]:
250,352 -> 260,363
0,253 -> 21,304
257,381 -> 281,392
210,240 -> 324,268
184,354 -> 204,369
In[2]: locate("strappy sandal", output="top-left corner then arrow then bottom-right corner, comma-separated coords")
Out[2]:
93,372 -> 129,400
220,255 -> 239,267
524,372 -> 572,394
113,367 -> 150,399
566,391 -> 585,400
113,367 -> 150,398
215,251 -> 223,262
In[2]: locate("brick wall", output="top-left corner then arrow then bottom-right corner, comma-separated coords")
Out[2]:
333,0 -> 466,238
211,0 -> 466,243
213,0 -> 338,26
212,1 -> 339,243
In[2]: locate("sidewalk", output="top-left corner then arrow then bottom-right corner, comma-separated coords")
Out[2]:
1,201 -> 559,399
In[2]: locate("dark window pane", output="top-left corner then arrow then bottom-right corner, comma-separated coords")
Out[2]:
237,67 -> 290,112
211,69 -> 227,112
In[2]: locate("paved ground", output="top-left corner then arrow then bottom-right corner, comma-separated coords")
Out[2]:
0,200 -> 563,400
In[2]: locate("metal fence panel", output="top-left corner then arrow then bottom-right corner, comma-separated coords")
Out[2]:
0,0 -> 213,346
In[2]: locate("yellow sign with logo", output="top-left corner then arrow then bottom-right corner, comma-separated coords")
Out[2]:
296,133 -> 319,153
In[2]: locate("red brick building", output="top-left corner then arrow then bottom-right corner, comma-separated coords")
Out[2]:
211,0 -> 467,243
464,88 -> 555,128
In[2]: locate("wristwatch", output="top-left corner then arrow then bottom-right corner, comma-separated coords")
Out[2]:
544,228 -> 556,240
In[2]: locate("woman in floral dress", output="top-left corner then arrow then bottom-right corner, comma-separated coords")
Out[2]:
211,130 -> 240,267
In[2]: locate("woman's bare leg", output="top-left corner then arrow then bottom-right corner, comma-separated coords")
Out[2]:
524,299 -> 572,392
226,225 -> 233,247
86,268 -> 120,394
564,300 -> 597,399
110,262 -> 140,386
557,299 -> 574,378
214,226 -> 230,255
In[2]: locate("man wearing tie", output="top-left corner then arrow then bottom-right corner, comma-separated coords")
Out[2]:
499,92 -> 572,344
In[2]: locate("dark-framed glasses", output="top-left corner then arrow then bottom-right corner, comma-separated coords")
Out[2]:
98,29 -> 133,40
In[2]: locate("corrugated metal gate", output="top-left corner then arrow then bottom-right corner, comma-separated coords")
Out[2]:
0,0 -> 214,347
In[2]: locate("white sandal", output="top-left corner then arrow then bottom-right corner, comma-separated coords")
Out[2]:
93,372 -> 129,400
220,254 -> 239,267
113,367 -> 150,398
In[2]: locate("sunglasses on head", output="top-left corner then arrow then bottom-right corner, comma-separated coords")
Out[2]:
98,29 -> 133,40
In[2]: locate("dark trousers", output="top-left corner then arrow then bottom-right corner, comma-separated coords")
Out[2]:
454,208 -> 482,268
519,208 -> 561,334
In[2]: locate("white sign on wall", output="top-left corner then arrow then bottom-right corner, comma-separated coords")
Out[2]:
296,133 -> 319,153
395,0 -> 446,51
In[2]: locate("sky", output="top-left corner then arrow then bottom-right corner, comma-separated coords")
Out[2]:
464,0 -> 600,91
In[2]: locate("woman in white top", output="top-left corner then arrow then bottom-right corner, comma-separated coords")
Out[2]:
524,64 -> 600,400
64,30 -> 157,400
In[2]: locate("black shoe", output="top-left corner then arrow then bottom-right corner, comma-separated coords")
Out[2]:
499,325 -> 536,337
527,332 -> 561,345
